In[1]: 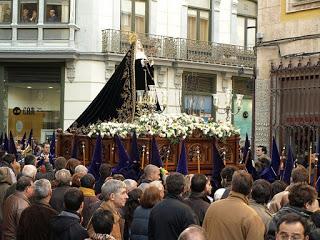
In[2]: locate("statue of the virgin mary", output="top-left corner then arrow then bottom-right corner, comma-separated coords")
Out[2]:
69,33 -> 157,129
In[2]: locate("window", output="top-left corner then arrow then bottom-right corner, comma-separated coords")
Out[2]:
187,9 -> 210,41
183,72 -> 216,119
0,0 -> 12,23
237,16 -> 256,48
121,0 -> 147,33
19,0 -> 38,24
5,63 -> 62,143
45,0 -> 69,23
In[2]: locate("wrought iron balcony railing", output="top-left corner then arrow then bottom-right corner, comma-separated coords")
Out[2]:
102,29 -> 256,68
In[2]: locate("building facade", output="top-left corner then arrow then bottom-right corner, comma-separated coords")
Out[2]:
0,0 -> 256,144
255,0 -> 320,156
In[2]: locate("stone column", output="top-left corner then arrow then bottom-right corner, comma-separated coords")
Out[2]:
215,72 -> 233,123
0,66 -> 8,133
230,0 -> 238,45
63,59 -> 106,129
254,47 -> 278,151
212,0 -> 221,42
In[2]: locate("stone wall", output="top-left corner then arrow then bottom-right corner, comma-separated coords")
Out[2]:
255,0 -> 320,151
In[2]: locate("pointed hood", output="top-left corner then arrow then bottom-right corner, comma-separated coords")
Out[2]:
26,129 -> 33,147
150,136 -> 163,168
71,136 -> 78,159
212,142 -> 225,189
88,135 -> 102,180
282,145 -> 294,184
176,140 -> 188,175
130,132 -> 140,164
9,131 -> 17,156
113,135 -> 130,172
271,136 -> 280,176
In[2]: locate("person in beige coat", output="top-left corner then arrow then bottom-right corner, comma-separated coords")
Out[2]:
203,170 -> 265,240
87,179 -> 128,240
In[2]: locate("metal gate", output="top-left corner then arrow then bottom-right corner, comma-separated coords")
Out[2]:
270,59 -> 320,161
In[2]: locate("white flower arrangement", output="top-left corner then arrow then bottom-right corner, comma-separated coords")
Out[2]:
87,113 -> 240,141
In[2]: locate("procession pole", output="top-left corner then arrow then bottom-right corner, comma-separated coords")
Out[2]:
141,145 -> 146,169
197,146 -> 200,174
165,149 -> 170,170
308,144 -> 312,185
81,141 -> 86,166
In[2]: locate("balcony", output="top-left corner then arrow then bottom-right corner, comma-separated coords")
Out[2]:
102,29 -> 256,68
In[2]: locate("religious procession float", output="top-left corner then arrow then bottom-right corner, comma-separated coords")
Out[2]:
56,34 -> 241,175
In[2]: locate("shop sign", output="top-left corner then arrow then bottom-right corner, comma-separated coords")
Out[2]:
13,107 -> 41,115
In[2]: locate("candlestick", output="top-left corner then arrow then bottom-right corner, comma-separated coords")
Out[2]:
81,141 -> 86,166
165,148 -> 170,170
196,146 -> 200,174
141,145 -> 146,169
308,144 -> 312,184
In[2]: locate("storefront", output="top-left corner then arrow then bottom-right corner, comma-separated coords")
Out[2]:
0,62 -> 64,143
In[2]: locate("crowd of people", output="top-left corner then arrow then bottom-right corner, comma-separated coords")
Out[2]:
0,142 -> 320,240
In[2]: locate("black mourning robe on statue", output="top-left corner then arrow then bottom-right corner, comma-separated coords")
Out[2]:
135,59 -> 154,90
69,44 -> 157,129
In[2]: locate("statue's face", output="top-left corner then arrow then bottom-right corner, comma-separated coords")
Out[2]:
136,39 -> 143,50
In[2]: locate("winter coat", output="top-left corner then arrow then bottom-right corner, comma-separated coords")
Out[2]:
87,201 -> 124,240
130,206 -> 152,240
203,191 -> 265,240
249,199 -> 272,230
0,167 -> 13,223
184,192 -> 210,225
49,185 -> 71,213
267,205 -> 316,240
17,202 -> 58,240
2,191 -> 31,240
49,210 -> 89,240
79,187 -> 101,228
148,193 -> 198,240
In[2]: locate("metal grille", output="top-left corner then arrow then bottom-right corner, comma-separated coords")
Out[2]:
271,59 -> 320,159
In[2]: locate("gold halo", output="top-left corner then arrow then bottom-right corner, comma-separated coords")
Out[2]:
129,32 -> 138,44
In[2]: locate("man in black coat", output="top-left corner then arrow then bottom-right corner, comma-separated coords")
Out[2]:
148,172 -> 198,240
49,169 -> 71,212
49,188 -> 88,240
184,174 -> 210,225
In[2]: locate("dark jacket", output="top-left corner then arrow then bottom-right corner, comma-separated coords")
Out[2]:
130,206 -> 152,240
184,192 -> 209,225
17,202 -> 58,240
267,205 -> 316,240
79,187 -> 100,228
49,210 -> 88,240
49,185 -> 71,213
35,162 -> 55,181
94,177 -> 106,195
148,193 -> 198,240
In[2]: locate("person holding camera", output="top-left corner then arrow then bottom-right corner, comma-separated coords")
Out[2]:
23,153 -> 55,181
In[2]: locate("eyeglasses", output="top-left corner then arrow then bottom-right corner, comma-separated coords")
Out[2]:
278,233 -> 305,240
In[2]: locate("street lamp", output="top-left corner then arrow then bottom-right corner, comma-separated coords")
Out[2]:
212,88 -> 244,121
